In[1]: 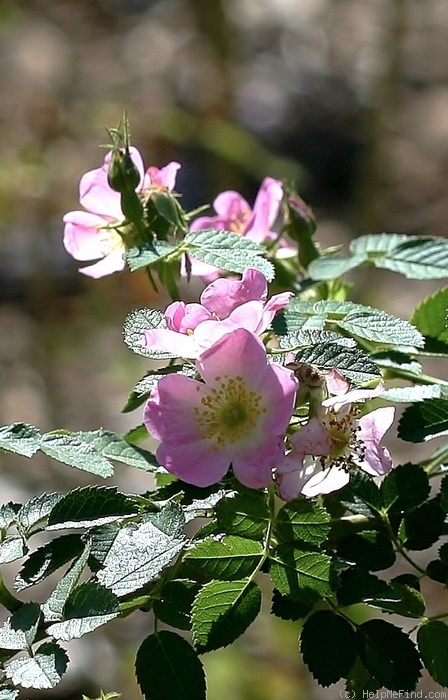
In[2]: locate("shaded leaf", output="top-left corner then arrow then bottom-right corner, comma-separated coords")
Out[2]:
47,582 -> 119,641
16,534 -> 85,590
274,499 -> 331,547
357,619 -> 422,690
47,486 -> 137,530
417,620 -> 448,687
300,610 -> 356,686
136,631 -> 206,700
270,543 -> 332,598
215,491 -> 269,540
153,579 -> 201,631
398,398 -> 448,442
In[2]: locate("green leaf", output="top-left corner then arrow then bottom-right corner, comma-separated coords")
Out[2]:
191,578 -> 261,652
340,310 -> 423,347
383,384 -> 448,402
123,308 -> 174,359
47,582 -> 119,641
40,432 -> 114,477
398,398 -> 448,442
278,328 -> 356,352
153,579 -> 201,631
308,253 -> 366,280
47,486 -> 137,530
300,610 -> 357,686
271,587 -> 319,621
357,619 -> 422,690
0,502 -> 20,530
0,603 -> 41,650
0,423 -> 41,457
380,463 -> 430,512
126,241 -> 177,271
96,520 -> 186,596
411,285 -> 448,344
269,543 -> 332,598
215,491 -> 269,540
399,498 -> 445,550
18,493 -> 61,534
417,620 -> 448,686
293,342 -> 381,383
4,642 -> 69,690
379,578 -> 426,618
16,534 -> 85,590
338,471 -> 383,515
42,541 -> 91,621
70,429 -> 159,472
336,531 -> 396,571
370,235 -> 448,279
274,499 -> 331,547
0,537 -> 26,565
337,569 -> 400,608
183,535 -> 263,581
136,630 -> 206,700
185,229 -> 274,280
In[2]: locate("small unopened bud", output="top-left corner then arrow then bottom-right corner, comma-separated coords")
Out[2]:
108,148 -> 141,194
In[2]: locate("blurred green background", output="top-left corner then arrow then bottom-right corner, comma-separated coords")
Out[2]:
1,0 -> 448,698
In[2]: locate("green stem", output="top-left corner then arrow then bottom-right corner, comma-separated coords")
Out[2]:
382,516 -> 427,576
0,569 -> 22,613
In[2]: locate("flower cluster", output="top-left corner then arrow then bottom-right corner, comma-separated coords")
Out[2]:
63,146 -> 395,500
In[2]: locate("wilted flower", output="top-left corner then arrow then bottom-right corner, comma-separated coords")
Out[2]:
63,149 -> 180,277
276,369 -> 395,500
144,328 -> 298,488
142,268 -> 291,358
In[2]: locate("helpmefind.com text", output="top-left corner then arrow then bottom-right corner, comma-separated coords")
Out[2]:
340,691 -> 447,699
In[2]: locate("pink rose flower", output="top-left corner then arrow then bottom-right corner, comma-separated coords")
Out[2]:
276,369 -> 395,500
63,149 -> 180,277
144,328 -> 298,488
142,267 -> 292,358
187,177 -> 283,278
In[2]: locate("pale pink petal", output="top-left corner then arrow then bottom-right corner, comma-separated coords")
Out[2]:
78,251 -> 125,278
301,466 -> 350,497
144,374 -> 208,443
323,380 -> 385,412
258,291 -> 293,332
165,301 -> 213,332
233,434 -> 285,489
213,190 -> 251,223
196,328 -> 269,387
145,161 -> 181,190
156,440 -> 230,487
325,368 -> 350,395
357,406 -> 395,476
245,177 -> 283,242
142,329 -> 198,358
289,418 -> 332,457
200,268 -> 268,317
63,211 -> 110,261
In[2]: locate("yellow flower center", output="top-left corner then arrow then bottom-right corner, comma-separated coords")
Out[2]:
228,208 -> 251,234
194,375 -> 266,449
98,228 -> 125,256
